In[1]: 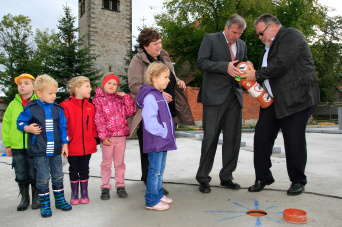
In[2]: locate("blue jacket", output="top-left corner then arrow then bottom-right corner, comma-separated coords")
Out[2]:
137,84 -> 177,153
17,99 -> 69,157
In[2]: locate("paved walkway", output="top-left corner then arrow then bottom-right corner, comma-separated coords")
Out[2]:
0,127 -> 341,226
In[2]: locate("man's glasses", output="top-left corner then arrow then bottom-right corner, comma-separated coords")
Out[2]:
257,24 -> 270,37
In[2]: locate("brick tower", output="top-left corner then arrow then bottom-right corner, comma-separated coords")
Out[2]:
78,0 -> 132,76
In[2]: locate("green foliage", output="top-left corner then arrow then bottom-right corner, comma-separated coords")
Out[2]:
118,43 -> 139,94
40,6 -> 101,103
155,0 -> 341,101
0,14 -> 34,103
0,6 -> 102,104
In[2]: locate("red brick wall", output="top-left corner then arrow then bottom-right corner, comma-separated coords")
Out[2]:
184,87 -> 260,123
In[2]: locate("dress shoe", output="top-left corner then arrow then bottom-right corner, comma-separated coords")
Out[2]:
287,183 -> 305,196
248,179 -> 275,192
220,180 -> 241,189
199,181 -> 211,193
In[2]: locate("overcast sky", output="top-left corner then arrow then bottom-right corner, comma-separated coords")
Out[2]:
1,0 -> 341,46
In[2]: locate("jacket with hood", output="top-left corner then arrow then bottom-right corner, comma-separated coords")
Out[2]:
2,93 -> 38,149
92,87 -> 136,141
137,84 -> 177,153
60,97 -> 99,156
17,100 -> 69,157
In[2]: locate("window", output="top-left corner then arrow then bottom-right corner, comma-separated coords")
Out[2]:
103,0 -> 120,11
80,0 -> 85,16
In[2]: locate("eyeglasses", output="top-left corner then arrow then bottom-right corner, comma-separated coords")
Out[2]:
257,24 -> 270,37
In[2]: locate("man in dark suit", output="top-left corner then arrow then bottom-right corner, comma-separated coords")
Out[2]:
241,14 -> 319,196
196,14 -> 250,193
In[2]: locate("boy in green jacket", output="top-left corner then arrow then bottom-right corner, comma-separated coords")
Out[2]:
2,73 -> 40,211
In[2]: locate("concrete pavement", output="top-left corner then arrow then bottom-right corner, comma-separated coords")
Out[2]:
0,127 -> 341,226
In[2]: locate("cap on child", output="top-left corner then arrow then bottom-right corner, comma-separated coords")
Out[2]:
14,74 -> 36,85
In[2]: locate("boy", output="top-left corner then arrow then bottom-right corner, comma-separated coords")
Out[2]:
17,74 -> 72,218
2,73 -> 40,211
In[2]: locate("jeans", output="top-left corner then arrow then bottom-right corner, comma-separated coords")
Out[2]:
145,151 -> 167,207
11,149 -> 36,185
34,155 -> 64,190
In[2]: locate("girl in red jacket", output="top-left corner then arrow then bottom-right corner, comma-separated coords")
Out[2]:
60,76 -> 99,205
93,73 -> 136,200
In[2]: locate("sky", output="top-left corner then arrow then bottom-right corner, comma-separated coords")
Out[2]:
0,0 -> 342,45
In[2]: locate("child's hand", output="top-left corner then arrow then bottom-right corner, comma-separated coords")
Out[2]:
102,137 -> 112,146
116,92 -> 126,96
62,144 -> 68,158
5,147 -> 12,157
24,123 -> 42,135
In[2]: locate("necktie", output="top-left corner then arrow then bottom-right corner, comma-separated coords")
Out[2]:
228,42 -> 235,61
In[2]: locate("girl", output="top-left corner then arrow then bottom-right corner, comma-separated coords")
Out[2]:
93,73 -> 136,200
60,76 -> 99,205
136,62 -> 177,211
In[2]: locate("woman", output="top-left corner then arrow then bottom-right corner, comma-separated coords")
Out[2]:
128,28 -> 194,194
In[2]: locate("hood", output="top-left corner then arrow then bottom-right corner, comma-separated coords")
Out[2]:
136,84 -> 161,108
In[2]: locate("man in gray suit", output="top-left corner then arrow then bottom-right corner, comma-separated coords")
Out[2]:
196,14 -> 250,193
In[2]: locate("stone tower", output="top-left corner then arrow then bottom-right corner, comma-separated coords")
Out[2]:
78,0 -> 132,76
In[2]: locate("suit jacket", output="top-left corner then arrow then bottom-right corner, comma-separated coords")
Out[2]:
197,32 -> 248,106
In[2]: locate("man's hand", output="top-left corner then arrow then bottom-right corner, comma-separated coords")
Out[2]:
62,144 -> 68,158
227,60 -> 239,77
24,123 -> 42,135
177,80 -> 186,91
102,137 -> 112,146
240,67 -> 257,81
5,147 -> 12,157
163,92 -> 172,103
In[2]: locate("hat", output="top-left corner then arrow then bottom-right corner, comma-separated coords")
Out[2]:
102,74 -> 119,88
14,74 -> 35,85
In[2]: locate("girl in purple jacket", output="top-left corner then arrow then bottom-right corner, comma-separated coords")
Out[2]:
136,62 -> 177,211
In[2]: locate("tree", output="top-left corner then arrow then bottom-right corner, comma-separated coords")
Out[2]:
0,14 -> 35,103
42,5 -> 101,102
155,0 -> 339,101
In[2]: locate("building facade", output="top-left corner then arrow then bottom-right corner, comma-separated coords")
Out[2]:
78,0 -> 132,76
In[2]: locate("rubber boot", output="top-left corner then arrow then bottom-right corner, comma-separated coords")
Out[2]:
52,184 -> 72,211
17,184 -> 30,211
80,179 -> 89,204
38,188 -> 52,218
70,180 -> 80,205
31,183 -> 41,209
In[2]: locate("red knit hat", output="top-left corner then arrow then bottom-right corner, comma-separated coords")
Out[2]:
102,74 -> 119,88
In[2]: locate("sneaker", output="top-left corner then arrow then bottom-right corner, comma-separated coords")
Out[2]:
145,201 -> 169,211
161,195 -> 172,204
117,187 -> 127,198
100,188 -> 110,200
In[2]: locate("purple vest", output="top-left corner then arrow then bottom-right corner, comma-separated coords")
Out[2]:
140,86 -> 177,153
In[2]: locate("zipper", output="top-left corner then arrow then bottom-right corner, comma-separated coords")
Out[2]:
86,116 -> 89,131
82,100 -> 86,155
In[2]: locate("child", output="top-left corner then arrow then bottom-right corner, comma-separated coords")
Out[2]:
93,73 -> 136,200
136,62 -> 177,211
17,74 -> 72,218
60,76 -> 99,205
2,73 -> 40,211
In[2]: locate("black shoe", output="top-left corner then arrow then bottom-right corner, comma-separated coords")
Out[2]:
162,187 -> 169,196
287,183 -> 305,196
117,187 -> 128,198
199,181 -> 211,193
220,180 -> 241,189
101,188 -> 110,200
248,179 -> 275,192
31,184 -> 41,209
17,184 -> 30,211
